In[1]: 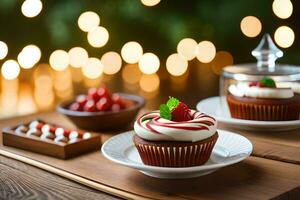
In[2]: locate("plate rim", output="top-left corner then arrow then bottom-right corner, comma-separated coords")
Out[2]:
196,96 -> 300,127
101,130 -> 252,173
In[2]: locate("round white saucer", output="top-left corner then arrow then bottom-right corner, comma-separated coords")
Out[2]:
196,96 -> 300,131
101,130 -> 252,179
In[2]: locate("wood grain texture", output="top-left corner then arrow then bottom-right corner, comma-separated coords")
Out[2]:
1,112 -> 300,200
0,155 -> 120,200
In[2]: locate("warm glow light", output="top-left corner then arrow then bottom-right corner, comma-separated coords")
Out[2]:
18,44 -> 41,69
196,41 -> 216,63
166,53 -> 188,76
272,0 -> 293,19
211,51 -> 234,75
78,11 -> 100,32
101,51 -> 122,75
121,41 -> 143,64
139,74 -> 160,92
177,38 -> 198,60
1,60 -> 20,80
68,47 -> 88,68
87,26 -> 109,48
141,0 -> 161,6
49,50 -> 69,71
82,57 -> 103,79
21,0 -> 43,18
274,26 -> 294,48
0,41 -> 8,60
240,16 -> 262,38
138,53 -> 160,74
122,64 -> 142,84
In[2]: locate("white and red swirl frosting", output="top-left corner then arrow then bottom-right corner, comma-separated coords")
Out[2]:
134,110 -> 217,142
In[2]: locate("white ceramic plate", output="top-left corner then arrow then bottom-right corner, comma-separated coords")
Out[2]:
196,96 -> 300,131
101,130 -> 252,179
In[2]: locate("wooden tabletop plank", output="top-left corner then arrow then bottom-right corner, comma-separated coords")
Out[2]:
0,112 -> 300,199
0,155 -> 120,200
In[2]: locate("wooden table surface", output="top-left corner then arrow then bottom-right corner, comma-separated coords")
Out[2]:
0,112 -> 300,200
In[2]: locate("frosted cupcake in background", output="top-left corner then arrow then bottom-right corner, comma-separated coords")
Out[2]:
227,77 -> 300,121
133,97 -> 218,168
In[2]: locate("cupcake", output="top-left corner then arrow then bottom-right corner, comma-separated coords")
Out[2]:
133,97 -> 218,167
227,77 -> 300,121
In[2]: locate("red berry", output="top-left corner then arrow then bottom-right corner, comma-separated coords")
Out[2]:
111,93 -> 125,108
97,87 -> 110,99
76,95 -> 88,107
69,102 -> 82,111
171,102 -> 192,122
111,103 -> 121,112
88,88 -> 101,101
257,82 -> 265,87
83,100 -> 97,112
96,97 -> 111,111
248,82 -> 257,87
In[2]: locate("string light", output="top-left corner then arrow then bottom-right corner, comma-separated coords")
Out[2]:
0,41 -> 8,60
101,51 -> 122,75
177,38 -> 198,60
82,57 -> 103,79
1,60 -> 20,80
49,50 -> 69,71
272,0 -> 293,19
274,26 -> 294,48
166,53 -> 188,76
18,44 -> 41,69
139,74 -> 160,92
138,53 -> 160,74
196,41 -> 216,63
78,11 -> 100,32
122,64 -> 141,84
240,16 -> 262,38
68,47 -> 88,68
87,26 -> 109,48
121,41 -> 143,64
140,0 -> 161,7
21,0 -> 43,18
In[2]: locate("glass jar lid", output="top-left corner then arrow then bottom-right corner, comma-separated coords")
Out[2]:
222,34 -> 300,82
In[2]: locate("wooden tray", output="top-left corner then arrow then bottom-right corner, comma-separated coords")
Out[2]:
2,119 -> 101,159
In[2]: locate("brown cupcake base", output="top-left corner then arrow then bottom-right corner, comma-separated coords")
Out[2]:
227,94 -> 300,121
133,132 -> 218,167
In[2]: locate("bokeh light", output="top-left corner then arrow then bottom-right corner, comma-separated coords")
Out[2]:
196,41 -> 216,63
82,57 -> 103,79
101,51 -> 122,75
0,41 -> 8,60
139,74 -> 160,92
18,44 -> 41,69
211,51 -> 234,75
21,0 -> 43,18
138,53 -> 160,74
122,64 -> 142,84
166,53 -> 188,76
87,26 -> 109,48
68,47 -> 88,68
240,16 -> 262,38
274,26 -> 294,48
272,0 -> 293,19
121,42 -> 143,64
49,50 -> 69,71
1,60 -> 20,80
78,11 -> 100,32
141,0 -> 161,7
177,38 -> 198,60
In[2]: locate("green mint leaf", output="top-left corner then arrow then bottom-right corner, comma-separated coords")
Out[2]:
260,76 -> 276,88
159,104 -> 171,120
166,97 -> 179,111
